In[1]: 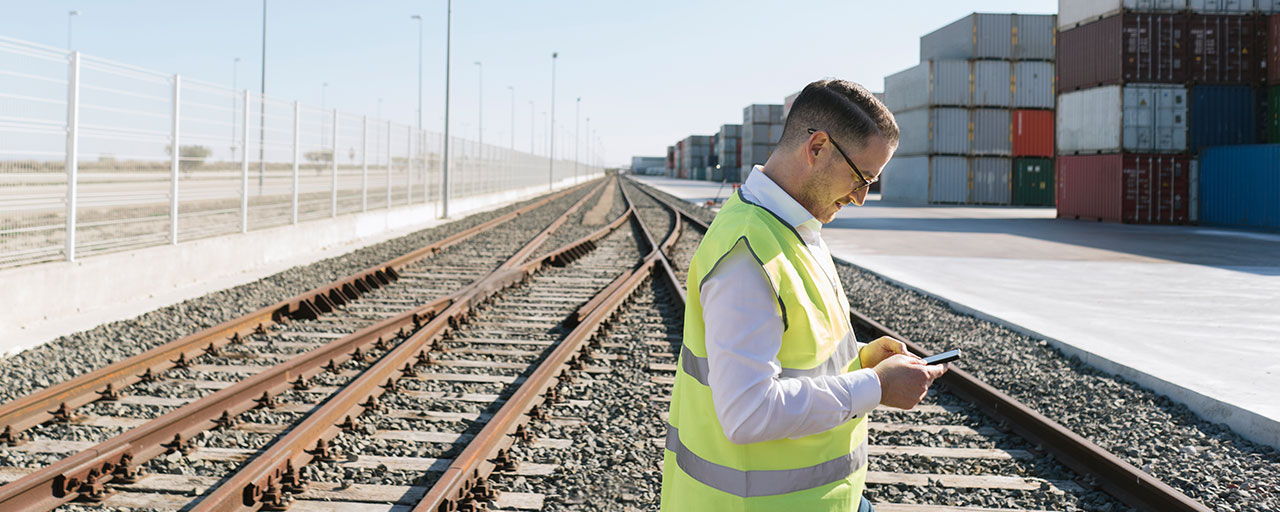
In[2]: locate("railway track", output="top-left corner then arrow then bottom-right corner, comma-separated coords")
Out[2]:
0,175 -> 1220,511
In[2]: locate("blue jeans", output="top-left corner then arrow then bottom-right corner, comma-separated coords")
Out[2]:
858,496 -> 875,512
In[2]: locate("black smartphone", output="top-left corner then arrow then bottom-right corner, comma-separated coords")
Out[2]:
921,349 -> 961,365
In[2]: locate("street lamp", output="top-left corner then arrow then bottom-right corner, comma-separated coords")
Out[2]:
257,0 -> 268,190
507,86 -> 515,150
528,100 -> 534,154
410,14 -> 423,130
441,0 -> 452,217
474,61 -> 482,147
67,10 -> 79,50
574,97 -> 580,183
548,52 -> 557,190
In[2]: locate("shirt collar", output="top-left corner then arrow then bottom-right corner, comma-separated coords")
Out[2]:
741,166 -> 821,232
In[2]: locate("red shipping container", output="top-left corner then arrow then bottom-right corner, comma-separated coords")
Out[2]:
1057,13 -> 1187,92
1057,154 -> 1191,224
1187,15 -> 1265,85
1012,110 -> 1054,157
1269,14 -> 1279,83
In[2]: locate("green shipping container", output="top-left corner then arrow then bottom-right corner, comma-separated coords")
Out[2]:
1268,86 -> 1280,143
1013,157 -> 1054,206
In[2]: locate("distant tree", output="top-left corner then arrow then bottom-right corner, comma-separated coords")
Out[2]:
165,144 -> 211,172
306,150 -> 334,175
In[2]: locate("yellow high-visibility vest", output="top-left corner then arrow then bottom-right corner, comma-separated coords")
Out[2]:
660,191 -> 869,512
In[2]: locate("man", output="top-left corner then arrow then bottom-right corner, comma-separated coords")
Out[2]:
660,79 -> 946,512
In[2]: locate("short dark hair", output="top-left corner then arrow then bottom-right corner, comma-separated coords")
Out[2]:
777,79 -> 898,152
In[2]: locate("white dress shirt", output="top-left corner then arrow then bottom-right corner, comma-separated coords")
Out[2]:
700,166 -> 881,445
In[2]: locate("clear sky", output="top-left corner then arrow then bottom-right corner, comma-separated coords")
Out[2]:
1,1 -> 1057,166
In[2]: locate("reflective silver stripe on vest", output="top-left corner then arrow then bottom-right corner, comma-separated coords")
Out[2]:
665,424 -> 868,497
680,330 -> 860,387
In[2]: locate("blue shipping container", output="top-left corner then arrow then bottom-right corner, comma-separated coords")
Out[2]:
1199,144 -> 1280,230
1189,86 -> 1258,154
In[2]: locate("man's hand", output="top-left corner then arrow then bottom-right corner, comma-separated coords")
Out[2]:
873,354 -> 947,409
859,336 -> 911,369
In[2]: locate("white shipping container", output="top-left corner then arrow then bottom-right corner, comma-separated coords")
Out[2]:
1013,61 -> 1055,109
880,156 -> 930,204
1014,14 -> 1057,60
1058,0 -> 1188,30
1188,0 -> 1255,13
920,13 -> 1014,61
883,60 -> 970,112
742,123 -> 782,144
1056,84 -> 1188,154
930,158 -> 969,203
972,109 -> 1012,156
744,104 -> 783,125
973,61 -> 1012,107
895,108 -> 970,156
1260,0 -> 1280,12
970,157 -> 1012,204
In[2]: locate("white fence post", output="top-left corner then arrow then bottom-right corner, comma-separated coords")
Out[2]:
241,90 -> 250,233
331,108 -> 338,217
170,74 -> 181,245
385,120 -> 391,209
65,51 -> 80,262
361,115 -> 368,212
292,100 -> 300,224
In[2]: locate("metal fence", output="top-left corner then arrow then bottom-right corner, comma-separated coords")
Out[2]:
0,35 -> 600,269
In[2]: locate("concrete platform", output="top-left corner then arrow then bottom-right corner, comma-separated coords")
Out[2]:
632,175 -> 1280,449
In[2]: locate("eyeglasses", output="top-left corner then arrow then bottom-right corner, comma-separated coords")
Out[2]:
808,128 -> 878,192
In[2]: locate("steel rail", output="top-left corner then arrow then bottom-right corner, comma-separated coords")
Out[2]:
411,177 -> 664,512
0,179 -> 608,511
0,180 -> 595,448
184,177 -> 628,512
626,178 -> 1211,512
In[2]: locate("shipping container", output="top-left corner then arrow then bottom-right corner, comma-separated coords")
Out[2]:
1057,154 -> 1191,224
1058,0 -> 1188,30
742,123 -> 782,144
1057,13 -> 1187,92
743,104 -> 783,125
1199,144 -> 1280,229
1187,14 -> 1265,84
880,155 -> 932,203
972,109 -> 1013,156
973,61 -> 1012,107
1188,0 -> 1256,14
1260,0 -> 1280,13
970,157 -> 1013,204
920,13 -> 1018,61
930,157 -> 970,203
1057,84 -> 1188,154
895,108 -> 970,156
883,60 -> 971,112
1013,109 -> 1055,156
1014,14 -> 1058,60
1014,157 -> 1056,205
1013,61 -> 1055,108
1270,14 -> 1280,82
1189,85 -> 1259,152
719,124 -> 742,138
1267,86 -> 1280,142
741,143 -> 776,169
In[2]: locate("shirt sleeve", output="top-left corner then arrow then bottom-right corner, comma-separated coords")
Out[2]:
700,242 -> 882,445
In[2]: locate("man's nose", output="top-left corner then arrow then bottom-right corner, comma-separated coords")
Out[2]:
852,187 -> 868,206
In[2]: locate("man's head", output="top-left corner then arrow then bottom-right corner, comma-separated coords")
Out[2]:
764,79 -> 898,223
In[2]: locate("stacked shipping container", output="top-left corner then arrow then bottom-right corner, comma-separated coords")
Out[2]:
1055,2 -> 1278,226
740,104 -> 785,180
881,13 -> 1057,205
714,124 -> 742,182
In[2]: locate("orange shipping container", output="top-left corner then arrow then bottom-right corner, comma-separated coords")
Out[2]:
1012,110 -> 1054,157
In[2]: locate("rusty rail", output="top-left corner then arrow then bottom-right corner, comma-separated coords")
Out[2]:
627,178 -> 1210,512
0,181 -> 594,448
182,178 -> 627,512
0,179 -> 608,511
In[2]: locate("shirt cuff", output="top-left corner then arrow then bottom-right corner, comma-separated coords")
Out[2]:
840,368 -> 882,419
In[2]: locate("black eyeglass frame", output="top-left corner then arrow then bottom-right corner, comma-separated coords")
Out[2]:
807,128 -> 879,192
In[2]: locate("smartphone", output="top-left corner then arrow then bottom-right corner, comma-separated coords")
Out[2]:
921,349 -> 961,365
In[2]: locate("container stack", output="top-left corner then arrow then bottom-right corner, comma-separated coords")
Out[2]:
665,145 -> 675,178
714,124 -> 742,182
740,104 -> 784,179
679,135 -> 713,181
1055,1 -> 1278,225
880,13 -> 1058,206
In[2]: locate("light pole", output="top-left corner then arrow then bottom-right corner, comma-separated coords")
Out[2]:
507,86 -> 515,150
257,0 -> 267,191
574,97 -> 580,183
411,14 -> 422,130
67,10 -> 79,50
321,82 -> 329,147
528,100 -> 534,154
441,0 -> 452,217
585,117 -> 590,172
231,57 -> 240,160
548,52 -> 557,190
473,61 -> 482,147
